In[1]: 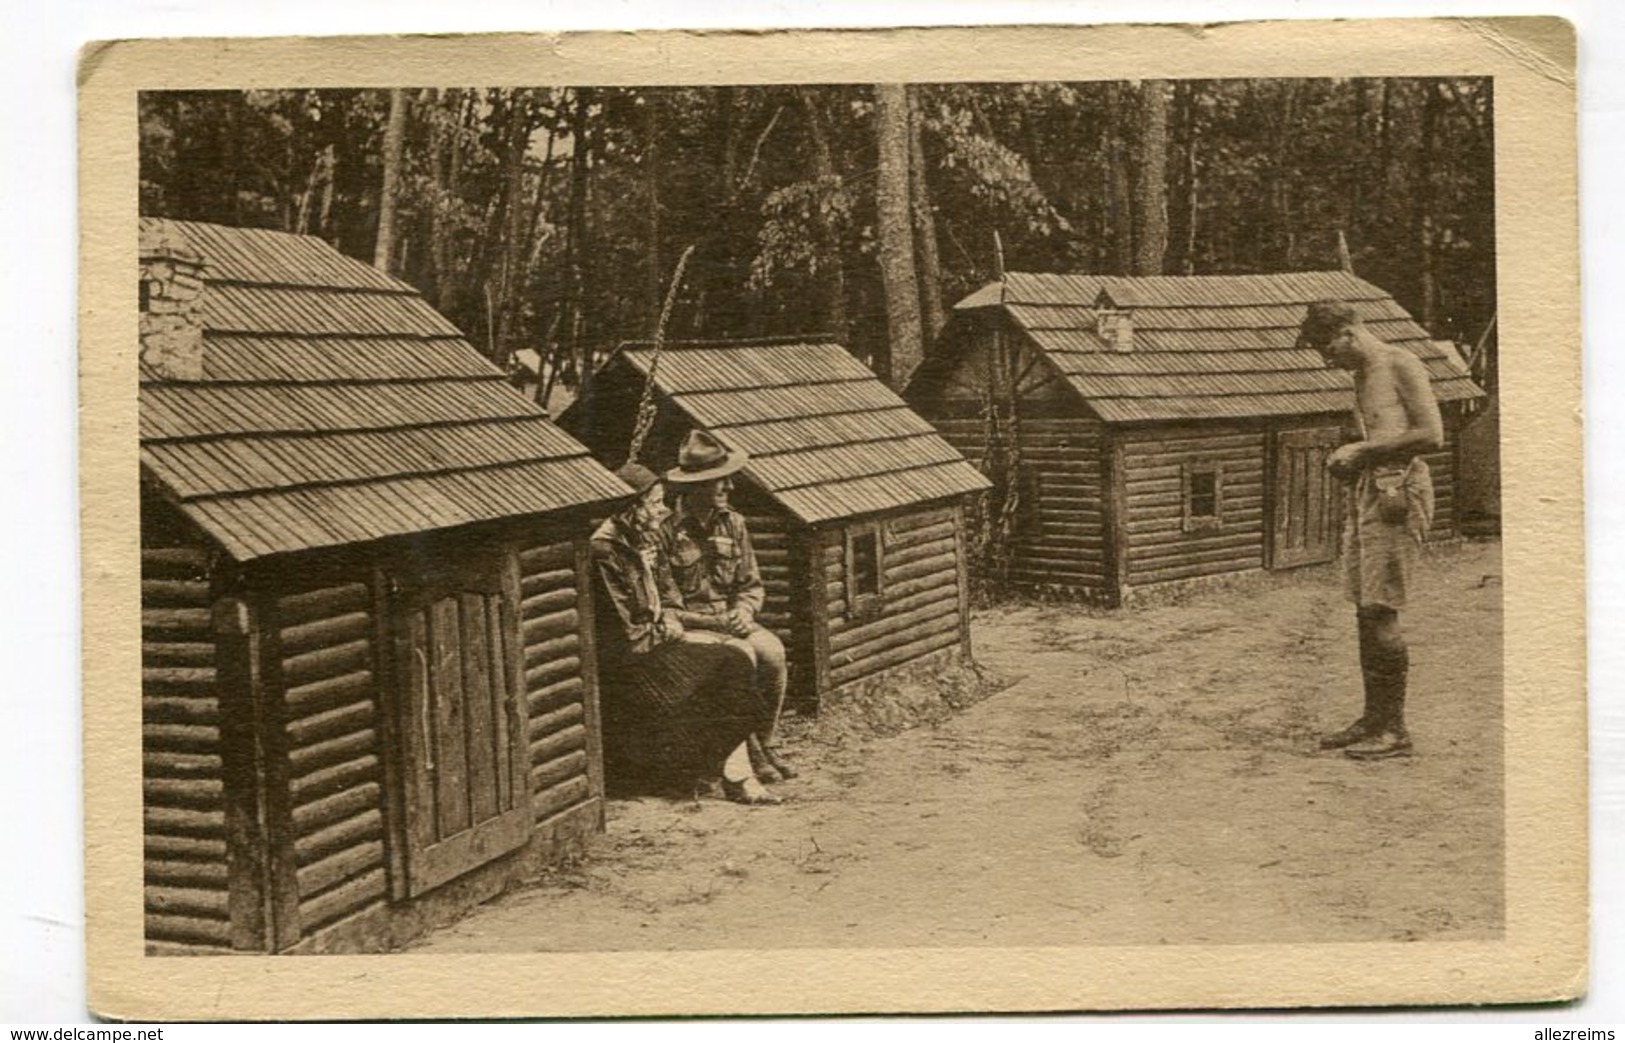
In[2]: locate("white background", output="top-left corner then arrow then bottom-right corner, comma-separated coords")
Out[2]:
4,0 -> 1619,1030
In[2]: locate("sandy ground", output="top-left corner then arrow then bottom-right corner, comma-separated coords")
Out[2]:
411,539 -> 1503,952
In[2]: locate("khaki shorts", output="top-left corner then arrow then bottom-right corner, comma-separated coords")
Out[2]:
1343,458 -> 1435,610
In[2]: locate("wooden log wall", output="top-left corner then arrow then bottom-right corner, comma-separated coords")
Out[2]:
142,544 -> 232,953
743,510 -> 796,647
518,541 -> 595,824
274,577 -> 389,941
824,506 -> 964,690
1120,427 -> 1266,588
932,416 -> 1109,595
1421,419 -> 1460,540
1013,419 -> 1108,593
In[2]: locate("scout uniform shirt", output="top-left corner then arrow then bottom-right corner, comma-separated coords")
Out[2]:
590,515 -> 679,658
656,503 -> 766,620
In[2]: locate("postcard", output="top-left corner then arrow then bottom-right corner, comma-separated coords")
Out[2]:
79,17 -> 1584,1018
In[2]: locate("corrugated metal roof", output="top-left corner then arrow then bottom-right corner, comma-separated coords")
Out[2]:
582,338 -> 989,524
952,270 -> 1484,422
139,219 -> 627,560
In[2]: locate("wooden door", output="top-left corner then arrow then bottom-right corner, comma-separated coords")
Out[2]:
1270,426 -> 1344,569
391,547 -> 531,896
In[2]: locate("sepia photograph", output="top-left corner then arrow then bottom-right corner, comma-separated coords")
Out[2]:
77,19 -> 1584,1018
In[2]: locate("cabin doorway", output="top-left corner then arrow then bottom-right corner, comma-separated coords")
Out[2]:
1269,426 -> 1344,569
387,543 -> 532,897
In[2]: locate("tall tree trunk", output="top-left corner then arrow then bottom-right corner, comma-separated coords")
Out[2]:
564,88 -> 593,390
1348,79 -> 1369,246
317,145 -> 336,243
227,100 -> 246,228
420,89 -> 449,308
373,88 -> 408,273
524,122 -> 556,275
436,89 -> 472,316
294,146 -> 331,236
644,90 -> 664,327
908,86 -> 946,341
1377,78 -> 1395,221
1095,89 -> 1113,273
517,120 -> 557,339
797,87 -> 851,345
1106,82 -> 1135,275
873,83 -> 924,388
458,93 -> 519,359
1133,80 -> 1169,276
495,93 -> 535,362
1415,80 -> 1441,331
1277,81 -> 1300,269
1179,81 -> 1202,274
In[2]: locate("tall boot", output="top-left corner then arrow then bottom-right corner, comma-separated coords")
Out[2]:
1345,643 -> 1413,760
1320,625 -> 1382,750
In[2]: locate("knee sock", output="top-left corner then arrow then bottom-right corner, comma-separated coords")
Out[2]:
1365,641 -> 1410,734
1357,621 -> 1380,724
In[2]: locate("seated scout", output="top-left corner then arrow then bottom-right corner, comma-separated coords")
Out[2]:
657,430 -> 798,786
589,460 -> 783,804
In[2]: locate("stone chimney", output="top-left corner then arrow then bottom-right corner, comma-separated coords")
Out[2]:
139,224 -> 208,381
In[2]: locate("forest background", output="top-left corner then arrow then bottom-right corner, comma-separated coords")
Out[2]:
138,79 -> 1497,403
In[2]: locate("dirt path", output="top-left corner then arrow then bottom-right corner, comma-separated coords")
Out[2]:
411,541 -> 1503,952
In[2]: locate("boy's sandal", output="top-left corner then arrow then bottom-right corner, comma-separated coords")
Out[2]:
763,746 -> 798,780
722,776 -> 783,805
746,735 -> 784,784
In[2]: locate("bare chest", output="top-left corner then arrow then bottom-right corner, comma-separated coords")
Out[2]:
1353,372 -> 1408,439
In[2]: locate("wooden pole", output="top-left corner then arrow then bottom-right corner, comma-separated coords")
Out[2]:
626,244 -> 696,465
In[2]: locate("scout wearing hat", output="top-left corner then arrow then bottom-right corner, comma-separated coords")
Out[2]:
658,431 -> 756,620
657,430 -> 796,786
587,456 -> 782,804
664,428 -> 750,484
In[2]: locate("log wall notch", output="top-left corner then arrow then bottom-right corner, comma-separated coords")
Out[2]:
518,540 -> 595,824
272,576 -> 389,946
141,544 -> 234,953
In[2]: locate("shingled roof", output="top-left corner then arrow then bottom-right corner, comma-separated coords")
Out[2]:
951,270 -> 1483,423
580,338 -> 990,525
139,219 -> 628,561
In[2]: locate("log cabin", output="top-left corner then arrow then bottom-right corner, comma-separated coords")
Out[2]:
560,337 -> 991,716
907,271 -> 1484,605
138,219 -> 630,954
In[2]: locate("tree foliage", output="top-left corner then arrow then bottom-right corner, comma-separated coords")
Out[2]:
139,78 -> 1497,389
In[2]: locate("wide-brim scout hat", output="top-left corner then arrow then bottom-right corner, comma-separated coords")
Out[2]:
665,429 -> 749,485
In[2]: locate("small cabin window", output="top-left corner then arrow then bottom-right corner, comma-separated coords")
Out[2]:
1182,463 -> 1224,532
846,523 -> 885,618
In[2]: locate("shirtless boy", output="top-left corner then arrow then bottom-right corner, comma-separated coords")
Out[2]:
1298,300 -> 1444,760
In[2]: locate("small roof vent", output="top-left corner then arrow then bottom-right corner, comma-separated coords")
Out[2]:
1094,289 -> 1133,353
